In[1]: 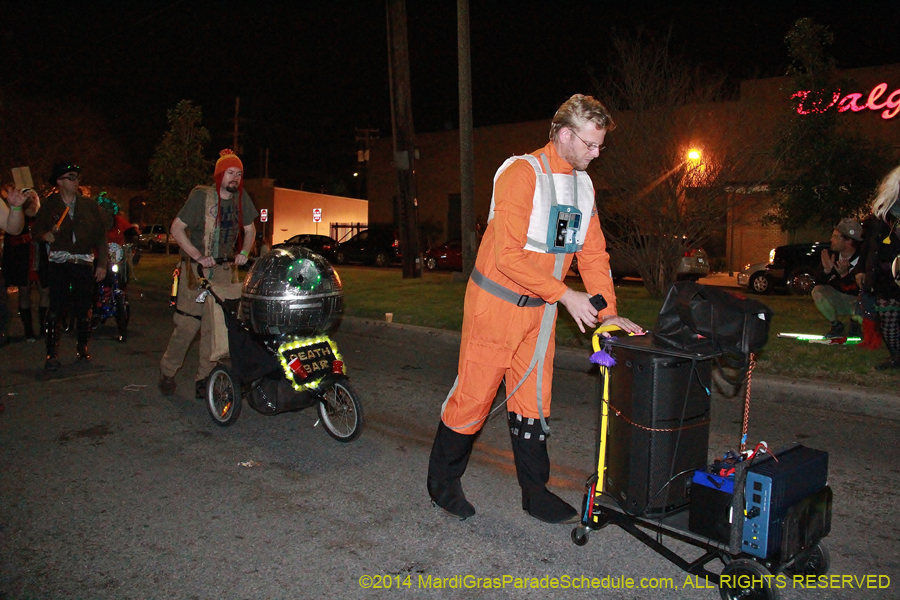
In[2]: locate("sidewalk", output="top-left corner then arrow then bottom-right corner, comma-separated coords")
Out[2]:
338,316 -> 900,423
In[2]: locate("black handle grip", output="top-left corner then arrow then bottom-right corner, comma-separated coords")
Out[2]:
589,293 -> 607,311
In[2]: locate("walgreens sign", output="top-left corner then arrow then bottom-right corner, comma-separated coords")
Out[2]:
792,82 -> 900,120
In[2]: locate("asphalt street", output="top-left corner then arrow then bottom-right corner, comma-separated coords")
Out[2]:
1,288 -> 898,599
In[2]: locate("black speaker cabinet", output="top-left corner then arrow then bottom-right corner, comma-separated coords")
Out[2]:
602,336 -> 718,516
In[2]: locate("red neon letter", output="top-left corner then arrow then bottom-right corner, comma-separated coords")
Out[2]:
867,83 -> 889,110
837,93 -> 865,112
791,90 -> 810,114
882,88 -> 900,119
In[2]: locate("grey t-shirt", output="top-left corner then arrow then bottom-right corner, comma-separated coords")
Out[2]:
177,186 -> 258,258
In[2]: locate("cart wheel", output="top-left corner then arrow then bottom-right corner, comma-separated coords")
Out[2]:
571,527 -> 589,546
206,365 -> 242,427
719,559 -> 779,600
318,377 -> 363,442
785,541 -> 830,577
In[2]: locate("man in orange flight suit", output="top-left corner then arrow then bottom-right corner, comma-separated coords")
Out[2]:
427,94 -> 641,523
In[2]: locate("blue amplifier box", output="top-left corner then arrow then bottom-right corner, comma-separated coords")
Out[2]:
741,445 -> 828,558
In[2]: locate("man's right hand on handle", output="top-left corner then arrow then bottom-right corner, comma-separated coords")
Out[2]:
196,255 -> 217,268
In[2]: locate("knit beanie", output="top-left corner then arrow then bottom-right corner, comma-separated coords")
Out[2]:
214,149 -> 244,194
213,149 -> 245,252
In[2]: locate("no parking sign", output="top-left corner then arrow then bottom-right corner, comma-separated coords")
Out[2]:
313,208 -> 322,223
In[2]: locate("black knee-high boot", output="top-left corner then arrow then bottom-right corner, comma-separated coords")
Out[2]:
19,309 -> 35,341
44,313 -> 61,370
427,421 -> 477,519
508,412 -> 578,524
75,318 -> 92,360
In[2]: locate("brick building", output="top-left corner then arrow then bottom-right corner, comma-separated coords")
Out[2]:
367,65 -> 900,273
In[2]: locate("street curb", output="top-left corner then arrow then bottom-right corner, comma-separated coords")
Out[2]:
132,288 -> 897,423
338,316 -> 900,422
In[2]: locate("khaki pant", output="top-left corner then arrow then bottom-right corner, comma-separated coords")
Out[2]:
159,261 -> 243,382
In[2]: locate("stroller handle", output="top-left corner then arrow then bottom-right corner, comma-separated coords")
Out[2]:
195,257 -> 235,305
195,257 -> 234,278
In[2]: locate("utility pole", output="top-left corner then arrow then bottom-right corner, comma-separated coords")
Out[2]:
386,0 -> 422,278
458,0 -> 476,278
231,96 -> 242,155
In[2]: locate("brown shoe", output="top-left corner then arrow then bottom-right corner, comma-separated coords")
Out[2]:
158,373 -> 176,396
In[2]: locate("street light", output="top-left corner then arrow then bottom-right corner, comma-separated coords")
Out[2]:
687,148 -> 701,161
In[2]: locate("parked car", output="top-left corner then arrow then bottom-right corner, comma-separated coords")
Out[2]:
333,226 -> 401,267
137,224 -> 175,252
737,241 -> 829,295
273,233 -> 338,260
606,243 -> 710,282
737,262 -> 773,294
424,240 -> 462,271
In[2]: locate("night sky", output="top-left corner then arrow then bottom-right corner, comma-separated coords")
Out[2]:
3,0 -> 900,190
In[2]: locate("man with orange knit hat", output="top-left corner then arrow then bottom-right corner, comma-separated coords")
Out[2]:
426,94 -> 641,523
158,149 -> 258,398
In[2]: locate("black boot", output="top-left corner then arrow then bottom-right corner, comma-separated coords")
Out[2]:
875,352 -> 900,371
19,309 -> 36,341
75,318 -> 92,360
824,321 -> 845,339
427,421 -> 477,519
44,313 -> 61,370
38,307 -> 48,335
508,412 -> 578,524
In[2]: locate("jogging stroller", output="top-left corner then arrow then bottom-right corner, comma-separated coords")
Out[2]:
199,245 -> 363,442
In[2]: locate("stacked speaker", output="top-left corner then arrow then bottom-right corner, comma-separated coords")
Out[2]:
603,336 -> 716,516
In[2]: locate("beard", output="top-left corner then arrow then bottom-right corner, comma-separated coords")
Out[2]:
224,181 -> 239,194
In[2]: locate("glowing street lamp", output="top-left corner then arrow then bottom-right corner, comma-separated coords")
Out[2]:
687,148 -> 702,161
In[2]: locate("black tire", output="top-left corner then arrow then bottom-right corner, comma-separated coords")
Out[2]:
719,559 -> 779,600
788,270 -> 816,296
571,527 -> 589,546
425,256 -> 437,271
374,251 -> 389,267
206,365 -> 242,427
749,272 -> 771,294
785,542 -> 830,577
318,377 -> 363,442
334,250 -> 347,265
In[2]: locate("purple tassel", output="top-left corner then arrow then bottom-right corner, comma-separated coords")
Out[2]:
590,349 -> 616,367
590,335 -> 617,367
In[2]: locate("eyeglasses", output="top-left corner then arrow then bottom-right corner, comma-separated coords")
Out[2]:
570,129 -> 605,152
59,173 -> 80,181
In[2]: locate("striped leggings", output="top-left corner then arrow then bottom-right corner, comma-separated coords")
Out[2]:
877,299 -> 900,354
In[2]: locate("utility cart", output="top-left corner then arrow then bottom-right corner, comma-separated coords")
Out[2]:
571,329 -> 832,600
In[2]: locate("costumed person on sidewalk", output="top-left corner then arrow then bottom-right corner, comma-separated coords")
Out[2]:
810,218 -> 864,339
0,185 -> 29,349
861,165 -> 900,370
1,184 -> 44,342
426,94 -> 641,523
856,215 -> 883,350
31,163 -> 108,370
95,192 -> 133,342
157,149 -> 258,398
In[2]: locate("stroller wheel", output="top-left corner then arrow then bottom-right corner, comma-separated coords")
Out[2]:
318,377 -> 363,442
206,364 -> 242,426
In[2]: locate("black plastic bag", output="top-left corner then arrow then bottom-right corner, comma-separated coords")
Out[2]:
652,281 -> 773,361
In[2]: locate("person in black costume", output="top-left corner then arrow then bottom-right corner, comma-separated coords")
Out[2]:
861,165 -> 900,370
30,163 -> 108,370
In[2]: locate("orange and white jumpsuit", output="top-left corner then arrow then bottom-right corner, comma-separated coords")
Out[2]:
441,142 -> 618,435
